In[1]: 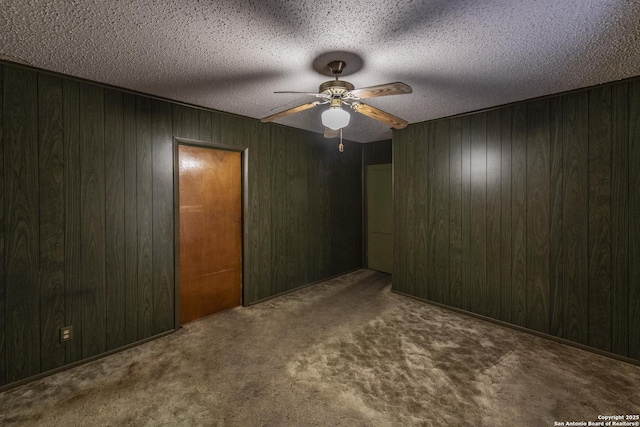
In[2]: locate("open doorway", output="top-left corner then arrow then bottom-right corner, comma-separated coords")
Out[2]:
366,163 -> 393,274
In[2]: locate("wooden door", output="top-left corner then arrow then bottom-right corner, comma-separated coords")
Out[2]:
367,164 -> 393,273
178,145 -> 242,324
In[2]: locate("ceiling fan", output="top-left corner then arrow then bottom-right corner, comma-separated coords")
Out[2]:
261,61 -> 412,138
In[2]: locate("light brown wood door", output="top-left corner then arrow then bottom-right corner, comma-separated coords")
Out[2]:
178,145 -> 242,324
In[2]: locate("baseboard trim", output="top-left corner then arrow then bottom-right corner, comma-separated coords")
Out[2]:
392,289 -> 640,367
0,329 -> 176,393
0,270 -> 364,392
247,268 -> 363,306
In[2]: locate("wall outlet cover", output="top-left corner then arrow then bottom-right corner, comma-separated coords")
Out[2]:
60,326 -> 73,342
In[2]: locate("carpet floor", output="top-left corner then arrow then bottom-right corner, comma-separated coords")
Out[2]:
1,269 -> 638,426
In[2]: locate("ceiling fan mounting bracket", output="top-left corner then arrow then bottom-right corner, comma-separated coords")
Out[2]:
327,60 -> 346,76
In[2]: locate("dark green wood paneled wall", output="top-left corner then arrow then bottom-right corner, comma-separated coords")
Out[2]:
394,76 -> 640,361
362,139 -> 392,166
0,66 -> 5,385
0,63 -> 362,388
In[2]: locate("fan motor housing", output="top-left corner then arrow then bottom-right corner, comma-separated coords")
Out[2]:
319,80 -> 354,95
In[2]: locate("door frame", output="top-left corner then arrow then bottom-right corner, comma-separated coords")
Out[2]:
173,137 -> 250,328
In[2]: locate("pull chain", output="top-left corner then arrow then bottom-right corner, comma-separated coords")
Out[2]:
338,128 -> 344,152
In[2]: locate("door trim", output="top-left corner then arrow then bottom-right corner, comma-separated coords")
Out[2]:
173,137 -> 250,328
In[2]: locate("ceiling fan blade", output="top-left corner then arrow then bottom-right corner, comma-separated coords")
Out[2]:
324,127 -> 339,139
349,82 -> 412,99
352,102 -> 409,129
261,102 -> 317,123
275,91 -> 330,99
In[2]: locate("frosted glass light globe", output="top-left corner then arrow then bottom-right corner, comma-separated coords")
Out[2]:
321,107 -> 350,130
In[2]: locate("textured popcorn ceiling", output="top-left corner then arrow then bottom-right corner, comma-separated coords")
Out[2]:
2,0 -> 639,142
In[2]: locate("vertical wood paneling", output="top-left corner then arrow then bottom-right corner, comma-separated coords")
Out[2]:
470,113 -> 487,316
500,107 -> 513,323
330,142 -> 345,275
549,97 -> 564,337
270,126 -> 287,293
391,132 -> 399,288
449,118 -> 463,308
425,124 -> 435,300
486,110 -> 501,319
38,74 -> 66,371
611,82 -> 629,356
362,139 -> 392,166
391,76 -> 639,362
104,89 -> 126,351
347,142 -> 363,271
6,63 -> 638,387
347,141 -> 363,271
219,113 -> 236,146
152,99 -> 174,334
393,131 -> 406,292
320,139 -> 341,275
247,121 -> 261,302
630,81 -> 640,360
198,110 -> 212,142
460,116 -> 472,311
0,66 -> 5,386
328,141 -> 362,275
562,91 -> 589,345
321,136 -> 333,278
297,130 -> 309,286
287,128 -> 304,282
172,105 -> 198,140
404,128 -> 416,295
434,120 -> 450,305
309,137 -> 331,277
257,126 -> 272,301
526,99 -> 551,334
588,86 -> 612,351
122,93 -> 138,344
79,83 -> 106,358
317,136 -> 337,276
63,80 -> 82,363
511,104 -> 527,326
319,136 -> 332,279
414,125 -> 428,299
306,137 -> 320,283
210,112 -> 222,146
5,67 -> 40,382
286,131 -> 300,288
136,96 -> 153,339
1,64 -> 367,388
221,115 -> 248,148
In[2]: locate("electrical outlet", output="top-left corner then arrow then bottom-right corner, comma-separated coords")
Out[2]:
60,326 -> 73,343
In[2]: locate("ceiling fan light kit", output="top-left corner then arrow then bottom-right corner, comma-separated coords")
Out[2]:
261,60 -> 412,137
322,107 -> 350,130
322,98 -> 351,130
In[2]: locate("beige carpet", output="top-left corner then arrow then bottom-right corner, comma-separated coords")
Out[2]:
1,269 -> 638,426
